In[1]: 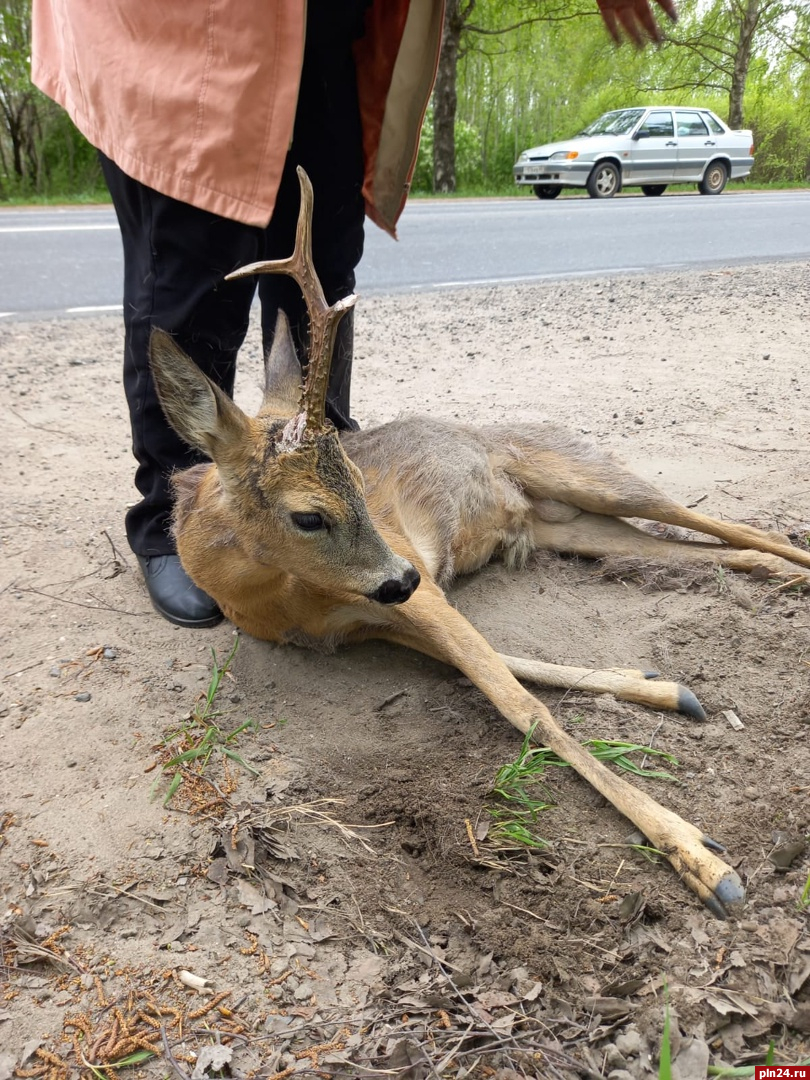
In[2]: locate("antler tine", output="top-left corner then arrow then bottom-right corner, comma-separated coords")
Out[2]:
225,167 -> 357,433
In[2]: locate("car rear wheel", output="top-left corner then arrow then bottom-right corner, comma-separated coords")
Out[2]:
587,161 -> 620,199
641,184 -> 667,196
533,184 -> 561,200
698,161 -> 728,195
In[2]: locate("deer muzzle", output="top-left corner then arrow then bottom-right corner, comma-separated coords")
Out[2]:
367,565 -> 421,606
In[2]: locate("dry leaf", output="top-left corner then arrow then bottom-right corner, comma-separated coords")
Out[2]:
475,990 -> 519,1010
775,1002 -> 810,1033
237,880 -> 276,916
584,996 -> 633,1020
191,1044 -> 234,1079
789,957 -> 810,996
671,1036 -> 710,1080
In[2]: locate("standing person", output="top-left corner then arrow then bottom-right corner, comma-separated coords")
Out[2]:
31,0 -> 675,630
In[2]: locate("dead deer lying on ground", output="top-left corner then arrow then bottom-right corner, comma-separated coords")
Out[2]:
149,169 -> 809,918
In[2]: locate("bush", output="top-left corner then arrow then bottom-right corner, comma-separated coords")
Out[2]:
0,94 -> 105,201
411,108 -> 483,192
745,94 -> 810,183
455,118 -> 483,188
412,112 -> 434,193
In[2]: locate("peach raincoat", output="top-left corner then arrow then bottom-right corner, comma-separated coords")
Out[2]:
31,0 -> 443,235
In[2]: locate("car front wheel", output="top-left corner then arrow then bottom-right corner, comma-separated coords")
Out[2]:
641,184 -> 667,196
533,184 -> 561,200
698,161 -> 728,195
587,161 -> 620,199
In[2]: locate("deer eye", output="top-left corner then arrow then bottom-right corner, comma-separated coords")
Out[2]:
290,511 -> 327,532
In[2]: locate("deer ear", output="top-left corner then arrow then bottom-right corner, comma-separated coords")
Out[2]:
261,311 -> 303,419
149,329 -> 251,461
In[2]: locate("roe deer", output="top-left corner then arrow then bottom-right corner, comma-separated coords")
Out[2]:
149,168 -> 810,918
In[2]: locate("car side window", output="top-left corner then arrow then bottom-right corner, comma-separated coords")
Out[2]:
638,111 -> 674,138
705,113 -> 725,134
676,111 -> 710,137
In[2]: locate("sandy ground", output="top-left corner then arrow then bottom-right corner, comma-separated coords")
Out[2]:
1,262 -> 809,1079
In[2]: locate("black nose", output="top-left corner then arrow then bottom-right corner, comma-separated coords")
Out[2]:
368,566 -> 421,605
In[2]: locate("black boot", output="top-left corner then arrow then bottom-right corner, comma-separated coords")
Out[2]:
137,555 -> 222,629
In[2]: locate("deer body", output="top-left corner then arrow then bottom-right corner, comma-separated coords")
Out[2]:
149,169 -> 810,919
172,409 -> 809,644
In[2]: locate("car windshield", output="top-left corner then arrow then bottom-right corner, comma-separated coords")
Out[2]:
579,109 -> 645,137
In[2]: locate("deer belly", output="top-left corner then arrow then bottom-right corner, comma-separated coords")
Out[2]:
450,481 -> 536,578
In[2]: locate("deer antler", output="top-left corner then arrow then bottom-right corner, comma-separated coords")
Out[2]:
225,167 -> 357,434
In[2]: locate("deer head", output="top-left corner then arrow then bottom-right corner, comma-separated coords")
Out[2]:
149,169 -> 420,611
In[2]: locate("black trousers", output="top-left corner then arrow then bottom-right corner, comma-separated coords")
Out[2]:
101,11 -> 366,557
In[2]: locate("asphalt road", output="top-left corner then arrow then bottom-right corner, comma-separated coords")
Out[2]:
2,190 -> 809,319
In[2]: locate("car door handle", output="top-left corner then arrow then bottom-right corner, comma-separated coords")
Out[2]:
704,140 -> 716,145
666,141 -> 677,146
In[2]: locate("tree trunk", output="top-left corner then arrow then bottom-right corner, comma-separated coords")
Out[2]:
728,0 -> 760,128
433,0 -> 473,193
7,113 -> 24,180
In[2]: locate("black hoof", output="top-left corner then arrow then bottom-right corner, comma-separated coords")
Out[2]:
699,861 -> 745,918
703,893 -> 730,920
713,872 -> 746,917
701,834 -> 726,854
677,686 -> 707,721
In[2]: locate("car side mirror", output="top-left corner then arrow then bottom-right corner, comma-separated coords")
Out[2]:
632,130 -> 649,140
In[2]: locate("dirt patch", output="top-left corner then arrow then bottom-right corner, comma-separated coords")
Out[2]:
1,263 -> 809,1078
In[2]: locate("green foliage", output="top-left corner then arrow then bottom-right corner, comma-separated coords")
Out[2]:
152,638 -> 259,808
412,112 -> 434,192
456,117 -> 484,188
0,0 -> 104,200
447,0 -> 810,191
30,96 -> 105,198
3,0 -> 810,201
486,725 -> 678,851
658,998 -> 672,1080
708,1053 -> 810,1077
412,108 -> 484,192
746,92 -> 810,183
800,865 -> 810,909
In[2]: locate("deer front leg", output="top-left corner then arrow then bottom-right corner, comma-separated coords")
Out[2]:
379,587 -> 744,917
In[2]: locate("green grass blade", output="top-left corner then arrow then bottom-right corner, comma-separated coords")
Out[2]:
109,1050 -> 157,1068
708,1059 -> 810,1078
225,718 -> 258,740
658,1001 -> 672,1080
221,746 -> 260,775
527,739 -> 678,781
164,746 -> 208,766
163,771 -> 184,806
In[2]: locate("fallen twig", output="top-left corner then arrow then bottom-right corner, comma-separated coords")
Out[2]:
161,1023 -> 190,1080
13,583 -> 148,617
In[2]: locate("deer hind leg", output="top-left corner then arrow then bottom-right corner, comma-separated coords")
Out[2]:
529,507 -> 810,582
379,587 -> 744,917
502,440 -> 810,578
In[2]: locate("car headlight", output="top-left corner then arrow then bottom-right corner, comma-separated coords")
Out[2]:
517,151 -> 529,163
549,150 -> 579,160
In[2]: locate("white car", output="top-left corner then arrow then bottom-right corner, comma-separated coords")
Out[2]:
513,106 -> 755,199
